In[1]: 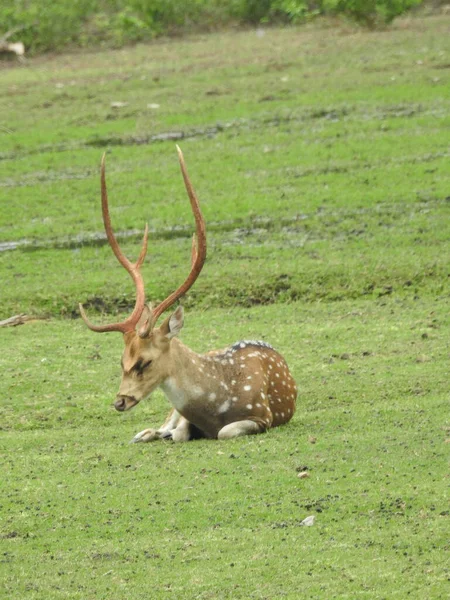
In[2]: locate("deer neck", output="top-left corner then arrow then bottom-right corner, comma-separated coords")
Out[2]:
159,338 -> 222,412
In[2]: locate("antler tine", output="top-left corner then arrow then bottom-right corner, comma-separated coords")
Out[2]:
149,145 -> 207,325
79,154 -> 149,334
135,223 -> 149,269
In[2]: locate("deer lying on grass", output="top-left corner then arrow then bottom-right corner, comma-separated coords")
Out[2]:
80,147 -> 297,441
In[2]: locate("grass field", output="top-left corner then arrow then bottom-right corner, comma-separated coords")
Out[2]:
1,15 -> 449,600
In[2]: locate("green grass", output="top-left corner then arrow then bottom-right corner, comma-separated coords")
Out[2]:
1,298 -> 449,599
1,15 -> 449,600
0,0 -> 424,55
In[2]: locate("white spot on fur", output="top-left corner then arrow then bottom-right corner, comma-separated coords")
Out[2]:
191,385 -> 204,399
209,392 -> 217,402
246,403 -> 253,410
244,385 -> 252,392
218,399 -> 232,414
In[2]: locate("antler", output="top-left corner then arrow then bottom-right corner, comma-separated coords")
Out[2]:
138,145 -> 207,338
79,153 -> 149,334
80,146 -> 206,336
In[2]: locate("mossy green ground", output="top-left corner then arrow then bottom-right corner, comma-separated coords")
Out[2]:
1,15 -> 449,600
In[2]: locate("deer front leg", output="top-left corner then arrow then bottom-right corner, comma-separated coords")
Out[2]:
132,408 -> 188,443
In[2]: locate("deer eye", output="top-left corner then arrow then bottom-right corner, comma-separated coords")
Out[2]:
133,359 -> 152,375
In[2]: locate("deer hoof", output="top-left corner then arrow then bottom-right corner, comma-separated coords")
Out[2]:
131,428 -> 159,443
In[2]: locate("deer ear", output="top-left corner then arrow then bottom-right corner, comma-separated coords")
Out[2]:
162,306 -> 184,339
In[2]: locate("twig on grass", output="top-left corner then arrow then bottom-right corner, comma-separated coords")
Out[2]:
0,314 -> 42,327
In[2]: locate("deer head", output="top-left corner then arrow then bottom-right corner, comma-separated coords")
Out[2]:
79,146 -> 206,411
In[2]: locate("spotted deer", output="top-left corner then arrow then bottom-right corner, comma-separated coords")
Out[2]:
80,146 -> 297,442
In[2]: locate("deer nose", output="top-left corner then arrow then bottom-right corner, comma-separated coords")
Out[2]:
114,395 -> 133,411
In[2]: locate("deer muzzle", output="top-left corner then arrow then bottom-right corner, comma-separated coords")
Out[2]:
114,395 -> 139,411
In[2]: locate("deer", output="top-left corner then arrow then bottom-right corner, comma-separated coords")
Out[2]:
79,146 -> 297,442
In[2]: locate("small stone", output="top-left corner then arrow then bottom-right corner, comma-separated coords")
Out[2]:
297,471 -> 310,479
415,355 -> 430,363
